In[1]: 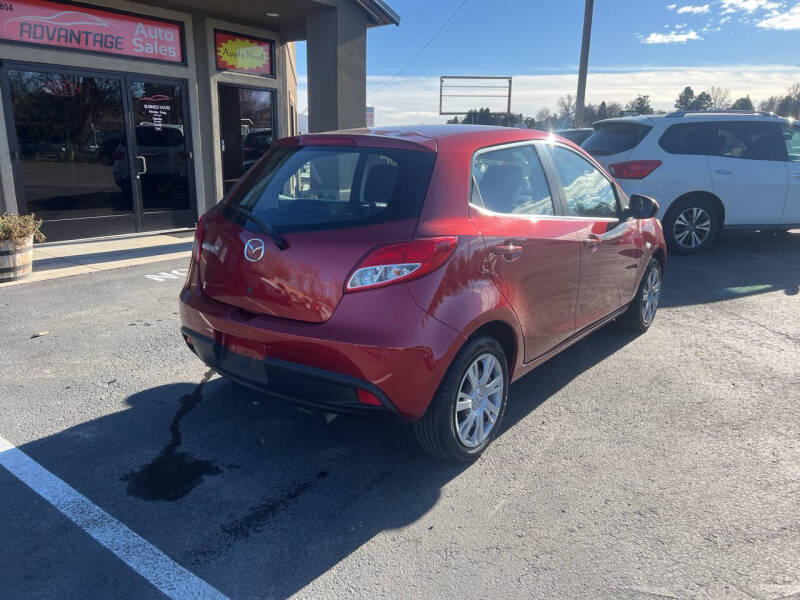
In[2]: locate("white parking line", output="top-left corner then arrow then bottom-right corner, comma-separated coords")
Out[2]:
0,436 -> 228,600
145,268 -> 189,282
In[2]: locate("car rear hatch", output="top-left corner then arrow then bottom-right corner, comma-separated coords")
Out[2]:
196,136 -> 437,323
582,120 -> 652,169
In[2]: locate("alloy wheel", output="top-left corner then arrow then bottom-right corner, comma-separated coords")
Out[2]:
641,267 -> 662,326
673,206 -> 711,249
454,353 -> 504,448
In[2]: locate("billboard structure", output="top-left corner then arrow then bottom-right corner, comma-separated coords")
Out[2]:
439,76 -> 512,116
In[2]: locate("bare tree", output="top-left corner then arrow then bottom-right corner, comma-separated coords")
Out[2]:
605,102 -> 622,117
557,94 -> 576,123
760,96 -> 780,113
708,86 -> 731,110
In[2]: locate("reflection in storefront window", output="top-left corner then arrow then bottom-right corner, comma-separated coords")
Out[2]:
8,70 -> 132,220
219,85 -> 274,192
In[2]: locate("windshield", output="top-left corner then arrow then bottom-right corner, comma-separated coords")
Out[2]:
226,145 -> 437,232
583,122 -> 652,156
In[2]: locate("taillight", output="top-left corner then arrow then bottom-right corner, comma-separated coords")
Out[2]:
357,389 -> 382,406
345,237 -> 458,292
192,214 -> 205,262
608,160 -> 662,179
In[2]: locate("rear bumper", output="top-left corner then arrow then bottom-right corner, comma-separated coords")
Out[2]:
178,271 -> 466,421
182,327 -> 396,416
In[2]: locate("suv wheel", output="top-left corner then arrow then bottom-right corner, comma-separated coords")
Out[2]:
413,336 -> 509,462
664,197 -> 719,254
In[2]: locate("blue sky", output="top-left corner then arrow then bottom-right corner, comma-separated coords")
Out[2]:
296,0 -> 800,125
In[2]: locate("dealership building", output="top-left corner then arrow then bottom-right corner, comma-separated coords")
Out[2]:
0,0 -> 398,241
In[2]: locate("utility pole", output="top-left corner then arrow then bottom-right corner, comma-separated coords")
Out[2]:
574,0 -> 594,128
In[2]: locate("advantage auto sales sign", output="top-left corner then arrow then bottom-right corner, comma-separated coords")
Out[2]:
0,0 -> 183,63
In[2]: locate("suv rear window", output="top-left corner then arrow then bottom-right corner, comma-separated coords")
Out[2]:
227,145 -> 436,232
582,122 -> 651,156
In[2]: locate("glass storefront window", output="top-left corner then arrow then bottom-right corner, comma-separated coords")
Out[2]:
8,69 -> 133,220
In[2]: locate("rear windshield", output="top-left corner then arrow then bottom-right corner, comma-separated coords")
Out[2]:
583,122 -> 652,156
226,145 -> 436,232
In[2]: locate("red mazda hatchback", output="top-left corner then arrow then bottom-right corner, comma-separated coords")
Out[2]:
180,126 -> 666,461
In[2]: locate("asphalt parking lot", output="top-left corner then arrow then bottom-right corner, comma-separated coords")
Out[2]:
1,231 -> 799,599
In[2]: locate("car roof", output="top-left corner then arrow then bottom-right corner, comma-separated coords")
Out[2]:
287,125 -> 556,153
594,112 -> 790,128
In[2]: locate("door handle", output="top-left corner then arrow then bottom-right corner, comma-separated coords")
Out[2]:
793,173 -> 800,179
135,155 -> 147,176
583,234 -> 602,250
714,169 -> 732,175
491,243 -> 523,262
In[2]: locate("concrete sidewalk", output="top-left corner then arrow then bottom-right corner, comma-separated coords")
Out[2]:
0,230 -> 194,288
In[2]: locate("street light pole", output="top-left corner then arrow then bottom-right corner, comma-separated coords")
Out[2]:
574,0 -> 594,128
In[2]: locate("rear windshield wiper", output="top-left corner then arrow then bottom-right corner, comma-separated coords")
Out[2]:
226,203 -> 288,251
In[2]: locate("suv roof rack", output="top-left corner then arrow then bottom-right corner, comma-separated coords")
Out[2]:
666,110 -> 776,118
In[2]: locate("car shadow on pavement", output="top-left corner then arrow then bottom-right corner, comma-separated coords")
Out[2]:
660,230 -> 800,307
13,321 -> 637,598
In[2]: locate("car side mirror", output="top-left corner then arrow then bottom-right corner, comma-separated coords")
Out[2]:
624,194 -> 659,220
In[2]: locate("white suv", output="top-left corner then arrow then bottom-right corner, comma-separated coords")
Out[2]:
582,111 -> 800,253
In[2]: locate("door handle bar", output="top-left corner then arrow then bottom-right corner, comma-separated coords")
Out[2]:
491,244 -> 523,262
135,155 -> 148,176
583,234 -> 602,249
714,169 -> 732,175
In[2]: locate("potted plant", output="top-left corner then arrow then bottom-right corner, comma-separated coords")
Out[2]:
0,213 -> 45,282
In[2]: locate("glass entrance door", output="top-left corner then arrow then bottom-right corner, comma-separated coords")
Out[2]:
127,78 -> 195,231
218,84 -> 275,193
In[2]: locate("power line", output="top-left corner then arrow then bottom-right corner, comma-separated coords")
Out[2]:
367,0 -> 469,98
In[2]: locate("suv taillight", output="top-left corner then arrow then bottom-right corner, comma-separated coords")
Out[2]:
345,237 -> 458,292
608,160 -> 662,179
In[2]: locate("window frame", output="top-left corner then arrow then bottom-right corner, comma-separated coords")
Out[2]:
468,140 -> 559,219
541,141 -> 624,222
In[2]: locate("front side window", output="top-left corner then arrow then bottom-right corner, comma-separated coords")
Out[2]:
471,144 -> 554,216
550,145 -> 619,219
782,124 -> 800,162
707,122 -> 786,161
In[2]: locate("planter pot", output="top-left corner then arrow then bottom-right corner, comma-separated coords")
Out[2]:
0,235 -> 34,282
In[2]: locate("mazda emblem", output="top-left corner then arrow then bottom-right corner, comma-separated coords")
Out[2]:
244,238 -> 265,262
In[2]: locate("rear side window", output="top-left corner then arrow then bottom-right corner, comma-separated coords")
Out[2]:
228,146 -> 436,232
706,122 -> 787,161
582,122 -> 651,156
471,144 -> 554,216
550,145 -> 619,219
783,123 -> 800,162
658,123 -> 714,155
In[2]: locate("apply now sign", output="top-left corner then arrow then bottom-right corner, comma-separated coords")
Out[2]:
215,30 -> 273,77
0,0 -> 184,63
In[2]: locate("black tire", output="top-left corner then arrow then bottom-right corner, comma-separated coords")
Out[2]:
413,336 -> 509,462
618,258 -> 662,333
663,196 -> 719,254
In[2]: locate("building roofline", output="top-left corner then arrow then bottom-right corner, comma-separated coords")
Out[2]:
354,0 -> 400,26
